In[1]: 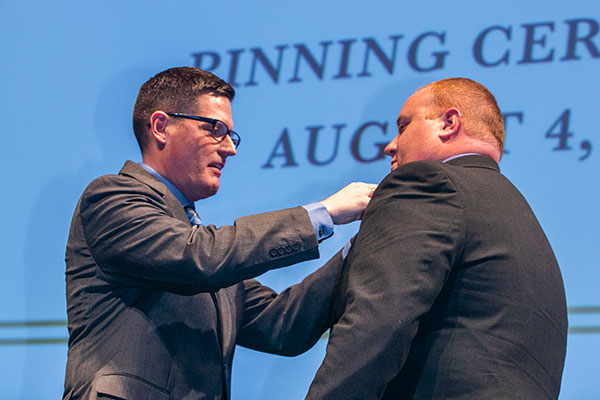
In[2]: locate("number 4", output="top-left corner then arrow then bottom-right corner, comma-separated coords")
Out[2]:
545,109 -> 573,151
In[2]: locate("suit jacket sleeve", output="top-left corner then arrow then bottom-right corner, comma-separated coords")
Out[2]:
236,251 -> 343,356
306,161 -> 465,400
77,172 -> 320,295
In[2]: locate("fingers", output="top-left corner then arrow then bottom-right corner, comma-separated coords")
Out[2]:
368,185 -> 377,197
320,182 -> 378,225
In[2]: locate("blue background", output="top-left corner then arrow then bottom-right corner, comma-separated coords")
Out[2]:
1,1 -> 598,398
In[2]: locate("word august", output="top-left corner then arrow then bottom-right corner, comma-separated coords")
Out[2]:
263,109 -> 593,169
192,18 -> 599,86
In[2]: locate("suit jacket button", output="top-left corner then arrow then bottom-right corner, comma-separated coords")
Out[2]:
285,245 -> 292,254
278,247 -> 285,256
292,242 -> 301,251
269,248 -> 278,257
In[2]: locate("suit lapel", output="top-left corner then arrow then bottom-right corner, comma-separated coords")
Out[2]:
119,161 -> 189,224
215,289 -> 235,356
210,288 -> 235,400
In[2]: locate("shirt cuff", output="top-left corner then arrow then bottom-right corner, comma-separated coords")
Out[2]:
302,202 -> 334,243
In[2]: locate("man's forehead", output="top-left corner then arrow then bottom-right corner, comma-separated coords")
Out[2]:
396,89 -> 427,124
408,87 -> 430,106
194,92 -> 231,107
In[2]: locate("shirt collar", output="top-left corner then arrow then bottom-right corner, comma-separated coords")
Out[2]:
442,153 -> 483,163
138,162 -> 192,207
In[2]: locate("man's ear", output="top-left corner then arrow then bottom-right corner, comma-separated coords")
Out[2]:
149,111 -> 169,147
439,108 -> 461,142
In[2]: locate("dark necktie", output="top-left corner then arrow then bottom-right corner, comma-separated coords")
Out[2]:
184,205 -> 203,226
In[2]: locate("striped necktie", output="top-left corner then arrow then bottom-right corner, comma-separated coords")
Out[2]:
184,205 -> 203,226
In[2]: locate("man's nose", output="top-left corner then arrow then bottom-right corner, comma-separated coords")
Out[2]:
384,138 -> 396,157
220,135 -> 237,156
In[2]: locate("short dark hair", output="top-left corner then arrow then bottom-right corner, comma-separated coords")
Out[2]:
132,67 -> 235,151
423,77 -> 504,153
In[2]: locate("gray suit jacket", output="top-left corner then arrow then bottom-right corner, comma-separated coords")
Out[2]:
307,155 -> 568,399
64,161 -> 341,400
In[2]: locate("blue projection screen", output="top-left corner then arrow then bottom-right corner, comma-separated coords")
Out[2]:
1,1 -> 598,398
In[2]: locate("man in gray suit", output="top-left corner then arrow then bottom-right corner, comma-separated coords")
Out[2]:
63,67 -> 375,399
306,78 -> 568,399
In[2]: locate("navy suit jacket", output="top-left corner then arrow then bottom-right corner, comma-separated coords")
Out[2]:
307,155 -> 568,399
64,161 -> 341,400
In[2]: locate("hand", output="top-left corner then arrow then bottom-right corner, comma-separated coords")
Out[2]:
320,182 -> 377,225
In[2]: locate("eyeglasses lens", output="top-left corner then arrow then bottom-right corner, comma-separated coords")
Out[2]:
212,121 -> 229,139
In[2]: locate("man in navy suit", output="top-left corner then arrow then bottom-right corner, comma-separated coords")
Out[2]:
306,78 -> 568,399
63,67 -> 375,399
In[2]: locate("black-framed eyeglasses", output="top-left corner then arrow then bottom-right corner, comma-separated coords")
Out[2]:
167,112 -> 241,149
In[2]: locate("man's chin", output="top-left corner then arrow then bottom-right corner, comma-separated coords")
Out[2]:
193,182 -> 220,201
